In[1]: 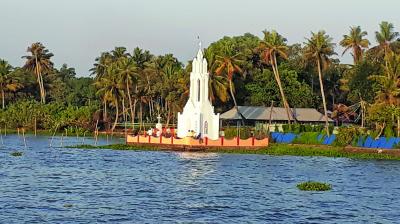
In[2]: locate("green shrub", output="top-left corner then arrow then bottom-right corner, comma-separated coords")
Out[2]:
314,125 -> 324,132
293,132 -> 323,145
10,151 -> 23,157
223,127 -> 253,139
384,125 -> 395,138
334,126 -> 358,147
304,124 -> 314,132
297,181 -> 332,191
282,124 -> 290,133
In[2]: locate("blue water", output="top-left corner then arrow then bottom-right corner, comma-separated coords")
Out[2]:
1,135 -> 400,223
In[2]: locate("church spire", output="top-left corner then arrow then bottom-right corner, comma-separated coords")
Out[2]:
196,41 -> 203,60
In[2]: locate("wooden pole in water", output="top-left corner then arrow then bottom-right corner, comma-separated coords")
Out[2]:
94,119 -> 99,146
50,124 -> 59,147
82,132 -> 85,144
60,133 -> 64,147
34,117 -> 37,136
76,126 -> 79,140
4,125 -> 6,136
0,128 -> 3,145
22,128 -> 27,148
17,128 -> 20,136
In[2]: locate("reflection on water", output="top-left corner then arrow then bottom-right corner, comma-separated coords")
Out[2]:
0,135 -> 400,223
176,152 -> 218,185
176,152 -> 219,160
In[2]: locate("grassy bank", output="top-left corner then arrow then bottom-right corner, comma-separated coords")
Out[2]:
69,143 -> 400,160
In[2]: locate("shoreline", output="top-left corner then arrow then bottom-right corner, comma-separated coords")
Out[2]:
69,143 -> 400,161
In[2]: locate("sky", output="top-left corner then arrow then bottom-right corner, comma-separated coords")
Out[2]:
1,0 -> 400,76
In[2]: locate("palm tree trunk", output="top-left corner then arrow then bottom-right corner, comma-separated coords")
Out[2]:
1,89 -> 4,109
229,79 -> 245,126
34,58 -> 45,104
126,80 -> 134,124
132,99 -> 137,130
103,99 -> 107,122
229,79 -> 238,108
317,59 -> 330,136
272,54 -> 292,126
140,101 -> 143,132
397,116 -> 400,137
165,101 -> 171,128
39,73 -> 46,103
112,102 -> 119,131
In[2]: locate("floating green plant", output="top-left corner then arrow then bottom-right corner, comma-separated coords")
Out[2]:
297,181 -> 332,191
10,151 -> 23,157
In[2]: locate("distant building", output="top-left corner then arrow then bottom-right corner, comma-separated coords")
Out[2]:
220,106 -> 333,125
177,45 -> 220,140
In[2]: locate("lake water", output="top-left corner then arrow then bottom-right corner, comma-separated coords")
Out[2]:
1,135 -> 400,223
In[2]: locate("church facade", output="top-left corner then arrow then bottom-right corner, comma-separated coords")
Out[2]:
177,46 -> 220,140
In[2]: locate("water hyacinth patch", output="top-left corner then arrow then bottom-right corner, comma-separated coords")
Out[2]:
297,181 -> 332,191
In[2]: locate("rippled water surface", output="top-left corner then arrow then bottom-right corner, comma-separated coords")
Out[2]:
1,135 -> 400,223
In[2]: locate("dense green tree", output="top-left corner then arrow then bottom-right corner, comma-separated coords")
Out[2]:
245,67 -> 315,108
0,60 -> 22,109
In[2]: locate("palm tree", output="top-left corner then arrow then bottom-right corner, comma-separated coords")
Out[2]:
215,44 -> 243,109
94,66 -> 124,132
375,21 -> 399,57
370,52 -> 400,106
22,42 -> 54,103
258,30 -> 292,125
91,52 -> 112,79
203,49 -> 229,103
303,31 -> 336,136
369,52 -> 400,137
340,26 -> 370,64
116,57 -> 138,124
0,60 -> 21,109
111,47 -> 129,60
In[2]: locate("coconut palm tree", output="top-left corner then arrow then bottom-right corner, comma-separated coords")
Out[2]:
303,31 -> 336,136
203,49 -> 229,103
215,44 -> 243,109
0,60 -> 22,109
258,30 -> 292,125
369,52 -> 400,137
94,66 -> 124,132
22,42 -> 54,103
111,47 -> 129,60
340,26 -> 370,64
375,21 -> 399,57
91,52 -> 112,79
116,57 -> 138,124
370,52 -> 400,106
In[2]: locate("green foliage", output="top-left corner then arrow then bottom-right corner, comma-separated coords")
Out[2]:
71,143 -> 400,160
297,181 -> 332,191
384,125 -> 395,137
0,100 -> 96,132
10,151 -> 23,157
334,126 -> 358,146
245,67 -> 316,108
223,126 -> 253,139
293,132 -> 323,145
281,124 -> 324,133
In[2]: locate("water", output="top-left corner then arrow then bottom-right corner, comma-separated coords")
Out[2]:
0,135 -> 400,223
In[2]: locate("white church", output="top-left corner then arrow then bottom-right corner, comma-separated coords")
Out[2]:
177,46 -> 220,140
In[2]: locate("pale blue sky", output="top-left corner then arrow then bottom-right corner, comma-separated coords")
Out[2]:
1,0 -> 400,75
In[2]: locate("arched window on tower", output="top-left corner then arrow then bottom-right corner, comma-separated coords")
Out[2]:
197,79 -> 200,102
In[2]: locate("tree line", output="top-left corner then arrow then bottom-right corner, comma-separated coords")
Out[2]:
0,21 -> 399,136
